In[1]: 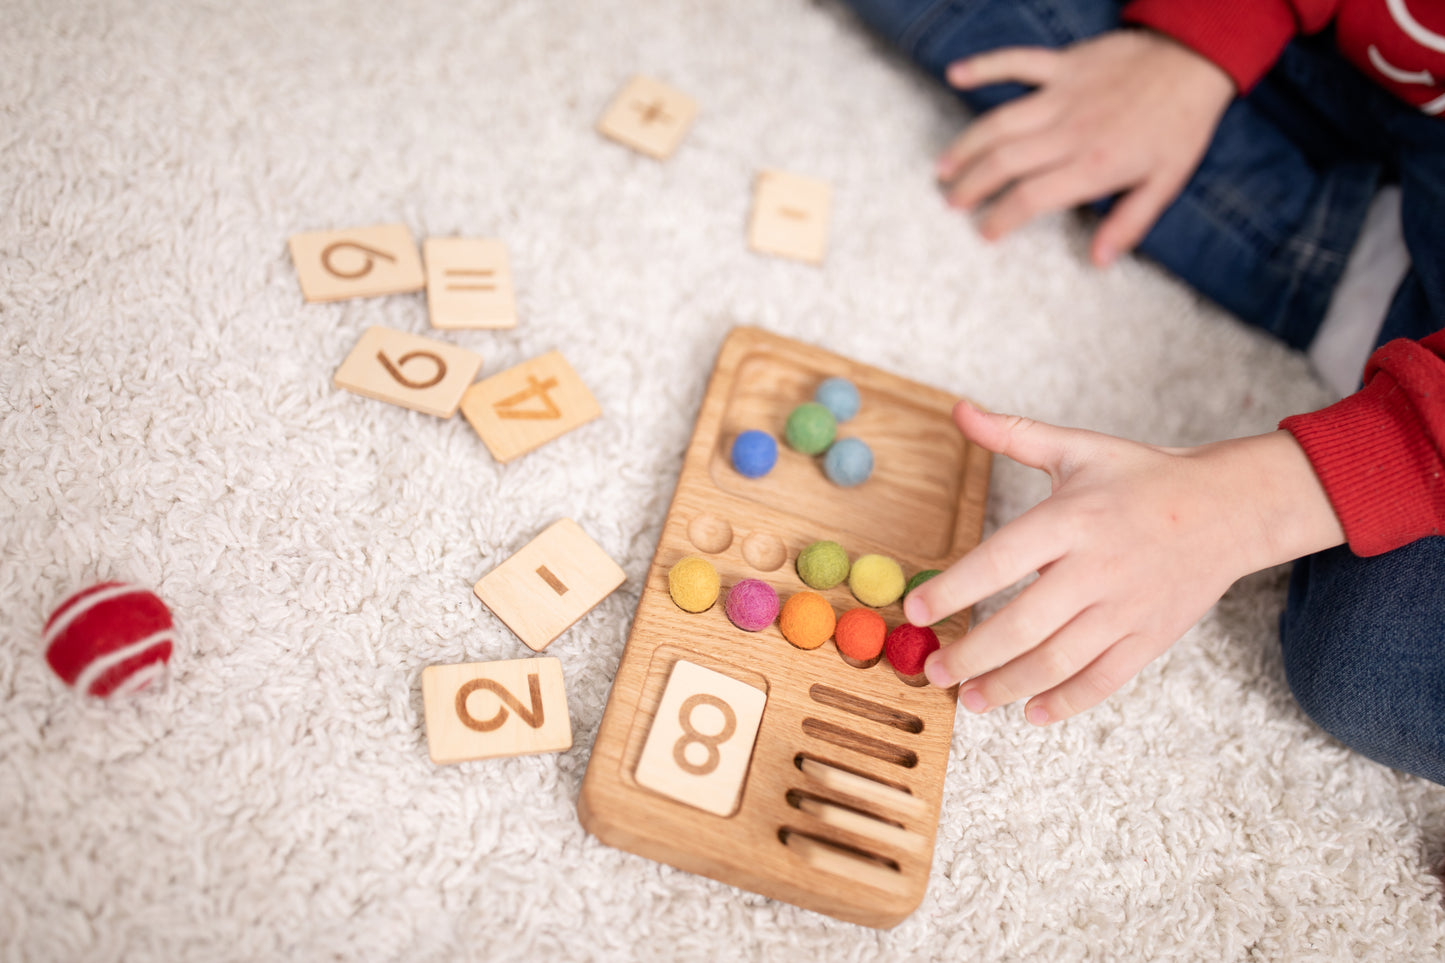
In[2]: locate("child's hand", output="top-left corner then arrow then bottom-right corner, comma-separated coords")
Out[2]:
906,402 -> 1346,725
937,29 -> 1235,266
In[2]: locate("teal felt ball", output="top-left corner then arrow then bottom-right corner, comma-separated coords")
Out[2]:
815,377 -> 860,423
824,437 -> 873,487
785,402 -> 836,456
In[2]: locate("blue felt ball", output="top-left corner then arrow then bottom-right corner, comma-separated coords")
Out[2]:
824,437 -> 873,487
815,378 -> 861,423
731,429 -> 778,478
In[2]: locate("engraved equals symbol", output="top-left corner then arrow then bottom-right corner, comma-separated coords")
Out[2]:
444,267 -> 497,292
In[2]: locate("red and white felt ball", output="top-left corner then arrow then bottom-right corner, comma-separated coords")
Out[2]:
44,582 -> 174,697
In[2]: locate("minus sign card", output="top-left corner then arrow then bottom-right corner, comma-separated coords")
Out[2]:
747,169 -> 832,266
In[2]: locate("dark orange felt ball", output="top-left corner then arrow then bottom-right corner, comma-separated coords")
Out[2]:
835,608 -> 886,662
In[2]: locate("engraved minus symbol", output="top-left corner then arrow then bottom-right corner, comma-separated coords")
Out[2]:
536,565 -> 569,596
779,206 -> 810,221
444,268 -> 497,292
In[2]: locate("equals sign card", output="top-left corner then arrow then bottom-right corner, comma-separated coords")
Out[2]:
424,237 -> 518,330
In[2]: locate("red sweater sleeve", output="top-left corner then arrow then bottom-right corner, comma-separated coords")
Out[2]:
1120,0 -> 1341,92
1281,332 -> 1445,556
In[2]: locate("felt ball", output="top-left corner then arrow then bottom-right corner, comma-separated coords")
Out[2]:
796,540 -> 850,590
784,402 -> 836,455
668,556 -> 720,613
779,591 -> 836,650
730,429 -> 778,478
849,554 -> 906,607
725,578 -> 780,632
815,377 -> 861,422
886,623 -> 940,684
823,437 -> 873,487
44,582 -> 174,697
904,569 -> 941,597
835,608 -> 887,667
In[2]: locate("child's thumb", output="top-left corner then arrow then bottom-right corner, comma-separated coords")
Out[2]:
953,399 -> 1079,472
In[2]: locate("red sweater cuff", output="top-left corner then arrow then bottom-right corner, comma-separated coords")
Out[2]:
1121,0 -> 1299,91
1281,375 -> 1445,557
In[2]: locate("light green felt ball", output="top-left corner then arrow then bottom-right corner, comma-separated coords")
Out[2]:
796,540 -> 850,590
784,402 -> 837,456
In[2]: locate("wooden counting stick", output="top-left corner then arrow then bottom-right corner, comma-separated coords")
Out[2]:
424,237 -> 517,330
460,351 -> 601,463
747,170 -> 832,265
333,326 -> 483,418
473,518 -> 626,652
781,832 -> 907,895
422,657 -> 572,764
794,796 -> 928,854
596,75 -> 698,161
797,757 -> 929,820
634,660 -> 768,818
289,223 -> 425,302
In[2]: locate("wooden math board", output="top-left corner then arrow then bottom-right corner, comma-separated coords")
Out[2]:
578,326 -> 991,928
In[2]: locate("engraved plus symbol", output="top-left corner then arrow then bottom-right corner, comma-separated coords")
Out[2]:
536,565 -> 569,596
493,374 -> 562,420
321,241 -> 396,279
455,674 -> 546,732
632,98 -> 672,126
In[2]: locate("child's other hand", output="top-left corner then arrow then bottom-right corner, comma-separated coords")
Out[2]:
937,29 -> 1235,266
905,402 -> 1346,725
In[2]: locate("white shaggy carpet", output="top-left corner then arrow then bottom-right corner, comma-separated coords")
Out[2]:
3,0 -> 1444,959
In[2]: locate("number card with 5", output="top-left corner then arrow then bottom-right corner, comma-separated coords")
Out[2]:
334,326 -> 483,418
635,660 -> 767,817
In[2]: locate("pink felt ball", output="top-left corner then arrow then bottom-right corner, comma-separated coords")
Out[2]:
44,582 -> 174,697
725,578 -> 780,632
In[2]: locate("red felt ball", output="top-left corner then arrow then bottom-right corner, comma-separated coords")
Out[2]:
44,582 -> 174,697
885,623 -> 939,681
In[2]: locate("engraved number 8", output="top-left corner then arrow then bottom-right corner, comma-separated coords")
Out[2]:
672,693 -> 737,776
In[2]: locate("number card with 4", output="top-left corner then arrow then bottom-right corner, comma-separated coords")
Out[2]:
635,660 -> 767,818
334,326 -> 483,418
460,350 -> 601,462
422,657 -> 573,764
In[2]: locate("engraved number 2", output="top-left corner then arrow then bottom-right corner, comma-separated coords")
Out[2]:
455,674 -> 546,732
672,693 -> 737,776
377,350 -> 447,390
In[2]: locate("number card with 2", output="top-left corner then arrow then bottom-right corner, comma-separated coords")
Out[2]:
635,660 -> 767,818
334,326 -> 483,418
422,657 -> 572,765
289,223 -> 426,302
460,350 -> 601,463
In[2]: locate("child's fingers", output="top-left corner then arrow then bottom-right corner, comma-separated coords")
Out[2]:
1090,173 -> 1185,266
946,47 -> 1060,90
936,94 -> 1057,183
1023,632 -> 1165,725
921,566 -> 1091,687
904,505 -> 1064,627
953,605 -> 1118,711
943,129 -> 1073,212
976,163 -> 1123,240
952,400 -> 1088,474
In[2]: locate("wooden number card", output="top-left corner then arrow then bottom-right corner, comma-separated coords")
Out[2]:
423,657 -> 572,764
289,223 -> 425,302
460,351 -> 601,463
747,170 -> 832,266
596,75 -> 698,161
578,328 -> 992,928
333,326 -> 483,418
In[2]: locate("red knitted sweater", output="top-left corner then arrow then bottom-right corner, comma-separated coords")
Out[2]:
1120,0 -> 1445,555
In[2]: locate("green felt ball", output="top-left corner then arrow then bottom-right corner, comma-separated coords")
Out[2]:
796,540 -> 850,590
904,569 -> 941,598
784,402 -> 836,455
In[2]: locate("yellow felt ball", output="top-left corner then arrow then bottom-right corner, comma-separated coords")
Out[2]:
849,554 -> 905,607
668,556 -> 720,613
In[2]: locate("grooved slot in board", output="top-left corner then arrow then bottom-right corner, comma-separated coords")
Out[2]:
786,791 -> 928,854
809,685 -> 924,733
801,719 -> 919,768
785,789 -> 904,829
794,755 -> 928,820
779,830 -> 906,894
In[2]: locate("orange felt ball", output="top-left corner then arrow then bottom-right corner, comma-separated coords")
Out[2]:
779,591 -> 836,650
835,607 -> 886,662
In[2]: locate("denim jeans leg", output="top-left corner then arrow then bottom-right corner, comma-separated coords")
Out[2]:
1376,138 -> 1445,346
1280,540 -> 1445,786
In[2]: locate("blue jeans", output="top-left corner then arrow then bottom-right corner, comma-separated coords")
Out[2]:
840,0 -> 1445,785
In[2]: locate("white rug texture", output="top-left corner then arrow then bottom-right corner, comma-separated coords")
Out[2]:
3,0 -> 1444,959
